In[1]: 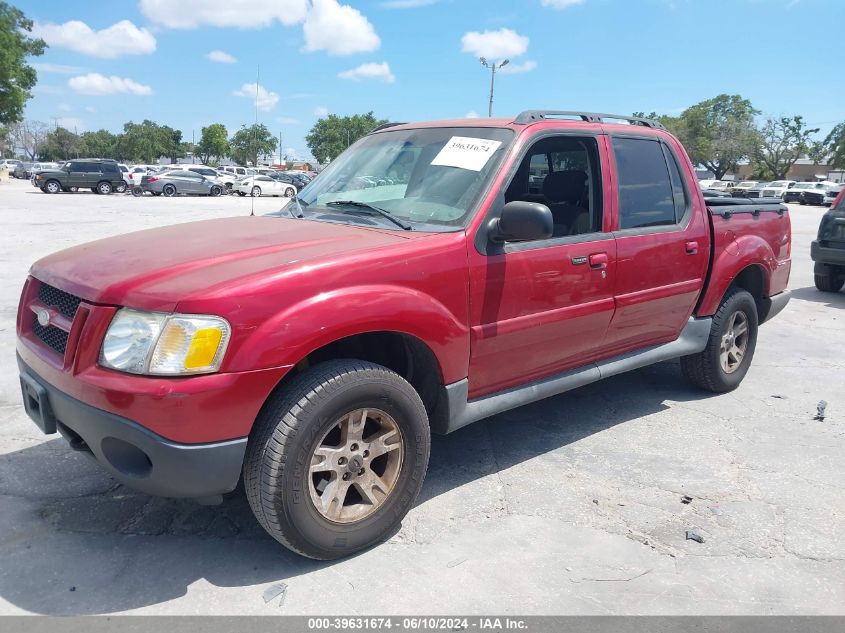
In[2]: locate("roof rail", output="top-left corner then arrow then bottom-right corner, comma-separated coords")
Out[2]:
370,122 -> 407,133
514,110 -> 665,130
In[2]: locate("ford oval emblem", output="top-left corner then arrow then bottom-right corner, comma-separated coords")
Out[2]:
37,309 -> 51,327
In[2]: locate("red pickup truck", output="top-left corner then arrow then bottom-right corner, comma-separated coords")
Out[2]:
17,111 -> 791,559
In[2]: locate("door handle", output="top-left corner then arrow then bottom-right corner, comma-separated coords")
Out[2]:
685,241 -> 699,255
588,253 -> 608,270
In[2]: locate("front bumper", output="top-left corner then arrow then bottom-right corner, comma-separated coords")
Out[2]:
19,356 -> 246,498
812,241 -> 845,266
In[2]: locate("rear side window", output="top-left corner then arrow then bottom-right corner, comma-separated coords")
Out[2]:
613,138 -> 676,230
101,163 -> 118,173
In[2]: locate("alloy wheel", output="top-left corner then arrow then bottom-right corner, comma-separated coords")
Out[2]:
720,310 -> 749,374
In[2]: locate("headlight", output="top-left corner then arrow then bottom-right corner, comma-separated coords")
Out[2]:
100,309 -> 230,376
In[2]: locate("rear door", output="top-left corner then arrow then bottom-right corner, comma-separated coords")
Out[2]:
602,134 -> 710,355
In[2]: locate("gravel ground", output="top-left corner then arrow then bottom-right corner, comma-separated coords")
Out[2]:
0,178 -> 842,615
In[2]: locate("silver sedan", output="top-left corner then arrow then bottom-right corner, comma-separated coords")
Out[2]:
134,170 -> 224,197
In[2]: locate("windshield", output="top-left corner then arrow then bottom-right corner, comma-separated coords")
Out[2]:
769,181 -> 788,187
297,126 -> 514,230
737,182 -> 755,188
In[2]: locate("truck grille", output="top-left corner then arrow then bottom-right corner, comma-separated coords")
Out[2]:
32,283 -> 83,355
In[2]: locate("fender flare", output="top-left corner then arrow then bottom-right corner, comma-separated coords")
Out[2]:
226,284 -> 470,384
697,232 -> 776,316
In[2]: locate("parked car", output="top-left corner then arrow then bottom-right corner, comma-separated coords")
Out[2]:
235,175 -> 297,197
179,164 -> 230,189
701,188 -> 732,198
222,165 -> 249,177
0,158 -> 22,173
269,171 -> 305,191
705,180 -> 734,193
730,181 -> 759,198
811,187 -> 845,291
135,169 -> 224,197
761,180 -> 796,199
16,110 -> 792,560
13,162 -> 34,179
782,181 -> 826,203
803,183 -> 843,206
744,182 -> 770,199
29,162 -> 60,187
33,159 -> 124,194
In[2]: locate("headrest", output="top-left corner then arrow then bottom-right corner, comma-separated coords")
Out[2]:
543,170 -> 587,204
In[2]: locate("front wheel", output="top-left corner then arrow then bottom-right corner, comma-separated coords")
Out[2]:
115,182 -> 127,194
131,186 -> 144,197
681,287 -> 758,393
243,360 -> 430,560
44,180 -> 61,194
815,266 -> 845,292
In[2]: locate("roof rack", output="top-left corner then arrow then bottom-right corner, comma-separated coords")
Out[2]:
370,122 -> 407,133
514,110 -> 665,130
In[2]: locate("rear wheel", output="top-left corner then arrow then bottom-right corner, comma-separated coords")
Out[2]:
131,186 -> 144,197
96,181 -> 113,195
243,360 -> 430,560
210,185 -> 223,197
115,182 -> 127,194
251,186 -> 261,197
44,180 -> 61,194
162,184 -> 177,197
681,287 -> 758,393
284,187 -> 296,198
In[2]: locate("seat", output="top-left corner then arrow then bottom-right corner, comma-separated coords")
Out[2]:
542,170 -> 590,236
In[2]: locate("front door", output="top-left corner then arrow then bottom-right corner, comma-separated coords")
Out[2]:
466,133 -> 617,399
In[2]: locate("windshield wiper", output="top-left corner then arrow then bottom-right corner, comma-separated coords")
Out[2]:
325,200 -> 412,231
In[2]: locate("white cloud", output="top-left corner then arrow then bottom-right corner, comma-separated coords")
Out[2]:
338,62 -> 395,83
139,0 -> 308,28
32,20 -> 156,58
541,0 -> 585,8
57,103 -> 73,112
56,117 -> 85,131
233,83 -> 279,111
314,106 -> 330,116
461,28 -> 529,60
465,111 -> 480,118
207,50 -> 237,64
303,0 -> 380,55
499,60 -> 537,74
68,73 -> 153,96
32,63 -> 88,74
84,106 -> 97,113
380,0 -> 438,7
277,117 -> 300,124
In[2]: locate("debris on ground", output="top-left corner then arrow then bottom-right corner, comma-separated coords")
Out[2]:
771,394 -> 787,400
68,586 -> 76,592
592,499 -> 599,505
446,557 -> 467,568
685,528 -> 705,544
814,400 -> 828,421
263,582 -> 288,607
681,495 -> 693,505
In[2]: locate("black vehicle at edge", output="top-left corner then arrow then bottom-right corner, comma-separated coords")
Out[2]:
811,188 -> 845,292
34,159 -> 125,194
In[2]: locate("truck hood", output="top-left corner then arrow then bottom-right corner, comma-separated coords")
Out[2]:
31,216 -> 426,311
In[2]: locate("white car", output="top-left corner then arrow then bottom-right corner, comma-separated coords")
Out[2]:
235,175 -> 297,197
761,180 -> 796,198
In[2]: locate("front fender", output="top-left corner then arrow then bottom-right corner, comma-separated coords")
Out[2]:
226,284 -> 470,383
696,232 -> 777,316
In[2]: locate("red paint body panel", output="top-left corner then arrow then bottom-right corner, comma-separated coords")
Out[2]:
16,116 -> 792,445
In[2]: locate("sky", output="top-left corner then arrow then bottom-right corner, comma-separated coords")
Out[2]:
16,0 -> 845,163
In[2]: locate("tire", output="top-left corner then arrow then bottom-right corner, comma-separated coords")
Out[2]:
162,184 -> 176,197
131,186 -> 144,197
69,186 -> 78,192
90,188 -> 98,193
96,181 -> 113,195
243,360 -> 430,560
152,192 -> 161,196
115,182 -> 127,194
251,186 -> 261,197
210,185 -> 222,197
43,180 -> 61,194
237,191 -> 246,197
814,269 -> 845,293
681,287 -> 758,393
284,187 -> 295,198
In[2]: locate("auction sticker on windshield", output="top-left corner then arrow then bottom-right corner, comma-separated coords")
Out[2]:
430,136 -> 503,171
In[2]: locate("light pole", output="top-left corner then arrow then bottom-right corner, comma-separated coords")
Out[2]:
480,57 -> 509,117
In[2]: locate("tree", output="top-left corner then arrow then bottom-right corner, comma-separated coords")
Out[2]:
9,119 -> 48,159
40,126 -> 81,161
118,120 -> 179,163
229,123 -> 277,166
197,123 -> 229,163
753,116 -> 820,179
306,112 -> 388,164
671,95 -> 759,180
80,129 -> 118,159
0,2 -> 46,125
823,122 -> 845,169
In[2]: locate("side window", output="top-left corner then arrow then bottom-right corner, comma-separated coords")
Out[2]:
102,163 -> 118,173
613,137 -> 676,230
663,146 -> 688,219
504,135 -> 603,239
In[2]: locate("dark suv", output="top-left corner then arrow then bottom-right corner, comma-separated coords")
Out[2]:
812,188 -> 845,292
34,159 -> 125,194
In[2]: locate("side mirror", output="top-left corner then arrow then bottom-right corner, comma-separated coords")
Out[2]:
489,201 -> 553,242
